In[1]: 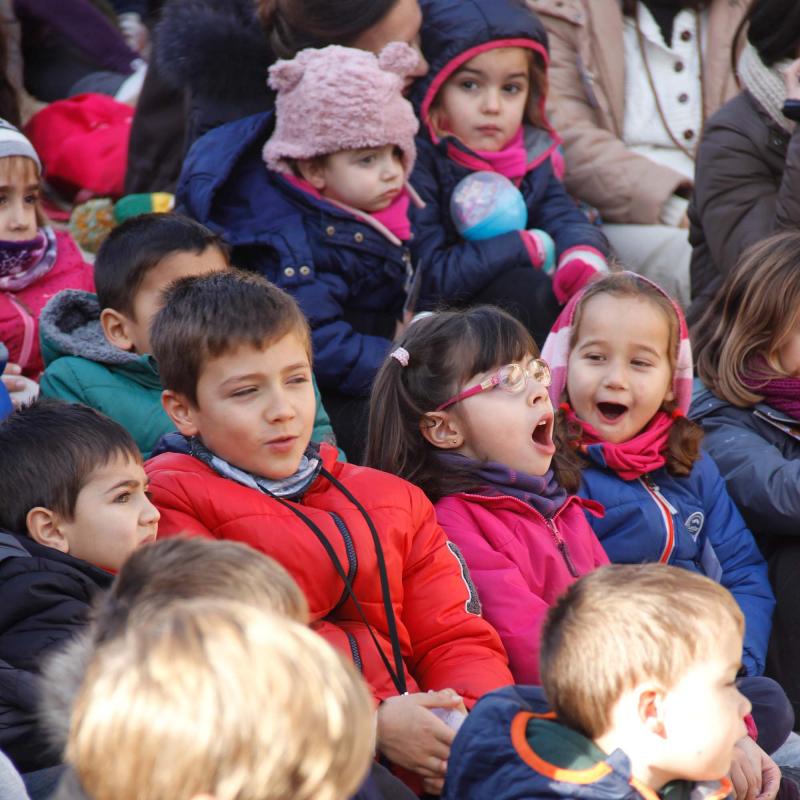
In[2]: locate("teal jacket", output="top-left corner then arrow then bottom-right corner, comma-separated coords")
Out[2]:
39,290 -> 341,459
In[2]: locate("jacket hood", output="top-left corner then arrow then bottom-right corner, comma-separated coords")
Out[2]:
39,290 -> 141,367
412,0 -> 551,135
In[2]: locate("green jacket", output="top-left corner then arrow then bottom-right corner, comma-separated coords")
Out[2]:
39,290 -> 341,459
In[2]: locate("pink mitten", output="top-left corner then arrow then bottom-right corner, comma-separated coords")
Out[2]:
552,247 -> 608,304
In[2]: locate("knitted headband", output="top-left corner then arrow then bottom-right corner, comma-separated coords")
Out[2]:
541,272 -> 693,414
0,118 -> 41,172
263,43 -> 420,175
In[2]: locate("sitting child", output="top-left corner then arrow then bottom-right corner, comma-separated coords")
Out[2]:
0,399 -> 159,774
542,272 -> 774,677
144,269 -> 513,793
366,306 -> 608,683
38,212 -> 340,459
408,0 -> 609,344
66,598 -> 375,800
443,564 -> 759,800
0,120 -> 93,379
178,42 -> 422,459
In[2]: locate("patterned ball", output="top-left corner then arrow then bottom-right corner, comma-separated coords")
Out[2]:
450,171 -> 528,241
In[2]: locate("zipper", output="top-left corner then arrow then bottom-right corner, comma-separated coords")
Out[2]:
328,511 -> 358,611
345,631 -> 363,672
638,476 -> 677,563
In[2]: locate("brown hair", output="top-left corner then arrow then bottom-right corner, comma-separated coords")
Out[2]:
366,305 -> 574,501
557,273 -> 703,492
540,563 -> 743,739
150,269 -> 311,405
693,231 -> 800,407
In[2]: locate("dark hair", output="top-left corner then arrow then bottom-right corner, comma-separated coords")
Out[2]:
744,0 -> 800,66
94,213 -> 230,317
257,0 -> 398,58
0,400 -> 141,534
0,26 -> 20,127
151,269 -> 311,405
365,306 -> 574,502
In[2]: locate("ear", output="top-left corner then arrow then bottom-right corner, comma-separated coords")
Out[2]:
100,308 -> 136,352
26,507 -> 70,554
665,384 -> 675,403
295,158 -> 326,191
161,389 -> 200,437
637,685 -> 666,738
419,411 -> 464,450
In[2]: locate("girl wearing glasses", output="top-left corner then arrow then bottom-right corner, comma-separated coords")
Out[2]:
542,272 -> 773,678
366,305 -> 608,684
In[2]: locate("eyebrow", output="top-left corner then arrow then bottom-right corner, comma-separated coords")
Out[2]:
282,362 -> 311,373
455,66 -> 528,80
0,184 -> 39,192
578,338 -> 662,357
104,479 -> 140,494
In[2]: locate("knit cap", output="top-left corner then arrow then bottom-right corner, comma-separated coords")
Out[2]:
0,119 -> 41,172
263,43 -> 420,175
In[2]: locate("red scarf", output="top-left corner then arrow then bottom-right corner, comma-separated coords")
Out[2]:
371,190 -> 412,241
446,127 -> 529,183
562,403 -> 677,481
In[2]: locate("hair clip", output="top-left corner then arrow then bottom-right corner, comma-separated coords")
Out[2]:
671,407 -> 684,419
391,347 -> 410,367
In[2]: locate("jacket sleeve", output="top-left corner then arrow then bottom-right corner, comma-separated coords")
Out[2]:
697,454 -> 775,675
410,140 -> 535,306
435,502 -> 550,684
700,412 -> 800,540
39,360 -> 90,405
692,113 -> 800,280
399,488 -> 512,705
542,12 -> 686,224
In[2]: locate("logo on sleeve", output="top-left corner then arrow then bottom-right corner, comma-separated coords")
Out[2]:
685,511 -> 705,538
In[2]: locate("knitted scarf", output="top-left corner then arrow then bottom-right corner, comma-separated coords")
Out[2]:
188,436 -> 322,499
446,126 -> 529,183
0,227 -> 57,291
744,356 -> 800,421
738,42 -> 796,134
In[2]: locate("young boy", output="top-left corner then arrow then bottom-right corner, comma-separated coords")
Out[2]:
145,269 -> 513,791
38,213 -> 340,458
443,563 -> 759,800
0,399 -> 159,774
65,598 -> 376,800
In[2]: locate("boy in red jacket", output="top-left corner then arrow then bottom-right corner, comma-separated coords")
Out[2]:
145,269 -> 512,793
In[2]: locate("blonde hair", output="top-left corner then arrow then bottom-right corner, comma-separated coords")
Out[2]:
67,599 -> 375,800
540,564 -> 744,739
693,231 -> 800,406
0,155 -> 45,226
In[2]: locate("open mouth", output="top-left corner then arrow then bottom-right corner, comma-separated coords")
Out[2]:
532,415 -> 554,449
597,402 -> 627,421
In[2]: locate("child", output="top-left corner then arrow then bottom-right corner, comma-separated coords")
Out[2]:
0,399 -> 159,774
144,269 -> 513,792
366,306 -> 609,683
0,119 -> 93,378
178,43 -> 423,458
66,598 -> 375,800
691,231 -> 800,722
408,0 -> 610,345
541,272 -> 775,677
38,212 -> 341,459
443,564 -> 758,800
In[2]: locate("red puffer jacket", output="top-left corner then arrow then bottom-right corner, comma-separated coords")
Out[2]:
145,442 -> 513,704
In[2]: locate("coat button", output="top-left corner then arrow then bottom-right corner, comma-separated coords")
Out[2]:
683,129 -> 695,140
354,232 -> 364,242
299,265 -> 311,276
678,93 -> 689,103
325,225 -> 335,236
674,61 -> 685,73
284,267 -> 295,277
680,30 -> 692,42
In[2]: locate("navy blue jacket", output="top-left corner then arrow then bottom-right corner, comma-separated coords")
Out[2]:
409,0 -> 609,308
577,451 -> 774,676
0,531 -> 112,772
176,112 -> 412,397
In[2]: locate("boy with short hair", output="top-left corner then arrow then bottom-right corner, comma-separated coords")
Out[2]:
66,598 -> 375,800
443,563 -> 756,800
0,399 -> 159,774
145,269 -> 513,791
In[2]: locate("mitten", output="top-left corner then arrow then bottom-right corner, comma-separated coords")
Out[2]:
521,229 -> 556,274
552,247 -> 608,304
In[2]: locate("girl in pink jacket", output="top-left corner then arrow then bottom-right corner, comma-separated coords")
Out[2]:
367,305 -> 608,683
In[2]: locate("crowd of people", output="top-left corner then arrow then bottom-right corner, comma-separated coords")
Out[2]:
0,0 -> 799,798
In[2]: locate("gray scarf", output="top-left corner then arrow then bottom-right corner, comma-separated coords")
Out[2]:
738,42 -> 796,134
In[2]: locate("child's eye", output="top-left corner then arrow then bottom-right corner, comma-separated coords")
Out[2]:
503,83 -> 524,94
288,374 -> 310,385
459,79 -> 478,91
359,155 -> 376,166
631,359 -> 653,368
24,193 -> 38,205
584,353 -> 605,362
231,387 -> 257,398
114,492 -> 131,504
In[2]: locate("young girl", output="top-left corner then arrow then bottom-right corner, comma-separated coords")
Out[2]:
0,120 -> 93,378
177,42 -> 422,460
541,271 -> 775,677
408,0 -> 610,344
366,305 -> 609,683
691,230 -> 800,719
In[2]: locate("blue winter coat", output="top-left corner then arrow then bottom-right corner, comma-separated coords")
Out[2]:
176,112 -> 413,397
578,452 -> 774,676
408,0 -> 609,308
443,684 -> 731,800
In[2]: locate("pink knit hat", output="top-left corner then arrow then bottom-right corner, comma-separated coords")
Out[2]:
263,43 -> 420,175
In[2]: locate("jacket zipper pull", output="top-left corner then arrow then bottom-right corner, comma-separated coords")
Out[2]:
646,477 -> 679,515
546,517 -> 580,578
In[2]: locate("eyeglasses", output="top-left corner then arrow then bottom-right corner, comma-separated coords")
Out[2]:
436,359 -> 552,411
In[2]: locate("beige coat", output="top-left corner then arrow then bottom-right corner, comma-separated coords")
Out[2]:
528,0 -> 747,224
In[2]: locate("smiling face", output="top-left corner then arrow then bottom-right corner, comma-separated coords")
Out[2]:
174,333 -> 317,480
566,294 -> 675,444
433,47 -> 531,152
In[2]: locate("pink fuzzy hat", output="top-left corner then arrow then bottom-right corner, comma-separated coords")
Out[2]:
263,43 -> 420,175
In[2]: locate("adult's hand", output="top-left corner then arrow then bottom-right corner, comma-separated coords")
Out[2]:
729,736 -> 781,800
1,363 -> 39,408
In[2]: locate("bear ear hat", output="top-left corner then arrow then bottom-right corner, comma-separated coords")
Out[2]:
267,56 -> 306,93
378,41 -> 420,78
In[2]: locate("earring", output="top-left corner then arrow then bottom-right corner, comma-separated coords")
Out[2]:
451,438 -> 458,445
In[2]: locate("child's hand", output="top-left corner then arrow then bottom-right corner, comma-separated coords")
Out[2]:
783,58 -> 800,102
376,690 -> 464,794
1,363 -> 39,408
729,736 -> 780,800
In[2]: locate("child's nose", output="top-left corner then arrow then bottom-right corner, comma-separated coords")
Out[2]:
482,88 -> 501,113
602,362 -> 627,388
264,390 -> 295,421
142,496 -> 160,525
526,379 -> 549,406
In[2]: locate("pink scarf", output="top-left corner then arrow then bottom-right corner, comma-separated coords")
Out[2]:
446,127 -> 529,183
744,356 -> 800,421
0,228 -> 57,291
